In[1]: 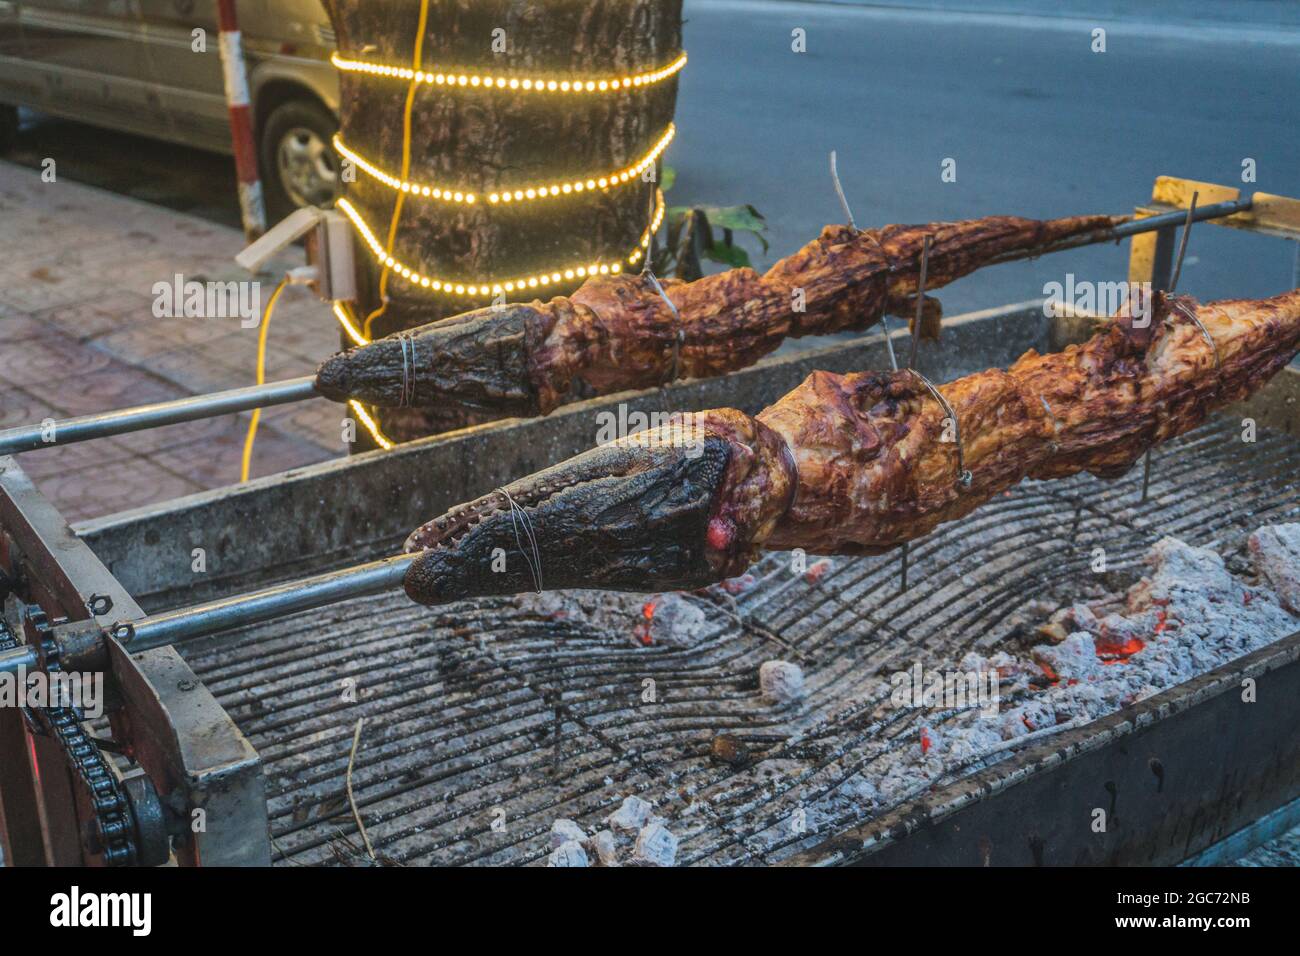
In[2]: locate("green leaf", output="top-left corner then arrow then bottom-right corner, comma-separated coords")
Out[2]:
693,205 -> 767,252
703,242 -> 752,269
660,165 -> 677,192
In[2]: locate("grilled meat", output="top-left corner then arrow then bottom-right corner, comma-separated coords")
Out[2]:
403,288 -> 1300,605
316,213 -> 1120,415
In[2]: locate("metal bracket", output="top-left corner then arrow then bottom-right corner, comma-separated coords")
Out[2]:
1129,176 -> 1300,285
0,458 -> 269,866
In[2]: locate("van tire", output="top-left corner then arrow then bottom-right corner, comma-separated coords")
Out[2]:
0,105 -> 18,154
259,98 -> 339,223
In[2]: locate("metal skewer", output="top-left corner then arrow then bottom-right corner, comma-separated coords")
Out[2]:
0,376 -> 319,456
1140,192 -> 1199,504
0,199 -> 1254,462
113,553 -> 417,652
829,150 -> 857,231
0,553 -> 419,676
986,197 -> 1250,267
906,234 -> 933,372
896,236 -> 937,593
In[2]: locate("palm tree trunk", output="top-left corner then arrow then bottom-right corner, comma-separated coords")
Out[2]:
323,0 -> 683,442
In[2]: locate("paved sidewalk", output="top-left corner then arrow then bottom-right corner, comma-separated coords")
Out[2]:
0,162 -> 345,523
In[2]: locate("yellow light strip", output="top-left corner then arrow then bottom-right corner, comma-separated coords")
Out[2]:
348,399 -> 394,450
333,301 -> 369,346
331,51 -> 687,94
333,124 -> 675,207
333,305 -> 395,448
336,190 -> 664,297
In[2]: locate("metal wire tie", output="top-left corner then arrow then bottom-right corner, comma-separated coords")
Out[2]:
908,368 -> 973,488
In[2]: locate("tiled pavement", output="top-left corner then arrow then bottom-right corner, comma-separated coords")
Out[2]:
0,162 -> 347,523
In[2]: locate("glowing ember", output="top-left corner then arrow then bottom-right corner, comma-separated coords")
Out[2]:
718,574 -> 756,595
804,559 -> 832,584
632,600 -> 658,646
1095,634 -> 1145,663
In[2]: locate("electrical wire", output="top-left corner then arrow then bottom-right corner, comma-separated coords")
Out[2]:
363,0 -> 431,340
240,275 -> 289,482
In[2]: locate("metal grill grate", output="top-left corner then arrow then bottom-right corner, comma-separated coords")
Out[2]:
178,418 -> 1300,865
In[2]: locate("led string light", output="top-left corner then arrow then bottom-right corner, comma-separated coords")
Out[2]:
331,51 -> 687,94
337,190 -> 664,298
330,33 -> 682,450
333,301 -> 368,347
328,301 -> 395,447
333,124 -> 676,207
348,399 -> 394,451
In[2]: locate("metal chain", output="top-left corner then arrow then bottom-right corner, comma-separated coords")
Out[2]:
3,609 -> 138,865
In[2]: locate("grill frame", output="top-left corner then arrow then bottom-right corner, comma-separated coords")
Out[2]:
64,301 -> 1300,865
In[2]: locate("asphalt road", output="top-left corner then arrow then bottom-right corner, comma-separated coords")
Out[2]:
7,0 -> 1297,315
672,0 -> 1300,314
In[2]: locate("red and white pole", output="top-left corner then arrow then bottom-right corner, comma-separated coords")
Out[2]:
216,0 -> 266,239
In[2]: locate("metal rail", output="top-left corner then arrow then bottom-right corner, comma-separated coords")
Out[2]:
116,553 -> 417,652
0,553 -> 417,675
0,199 -> 1255,461
0,376 -> 319,456
987,197 -> 1253,265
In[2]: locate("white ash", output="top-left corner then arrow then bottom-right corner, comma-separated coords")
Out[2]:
607,795 -> 654,832
550,818 -> 587,848
638,593 -> 710,649
534,524 -> 1298,865
588,830 -> 620,867
1250,524 -> 1300,615
508,589 -> 712,649
543,807 -> 680,867
547,840 -> 589,867
726,527 -> 1300,855
759,660 -> 806,705
632,819 -> 679,867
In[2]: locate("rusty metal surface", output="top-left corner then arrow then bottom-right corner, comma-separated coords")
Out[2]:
0,458 -> 269,866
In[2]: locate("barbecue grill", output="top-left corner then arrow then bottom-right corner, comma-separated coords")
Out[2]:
2,177 -> 1299,866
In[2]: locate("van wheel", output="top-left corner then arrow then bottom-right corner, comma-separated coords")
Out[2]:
259,99 -> 339,222
0,105 -> 18,153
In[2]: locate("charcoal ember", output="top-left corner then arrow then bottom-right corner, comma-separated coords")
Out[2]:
550,818 -> 587,848
802,559 -> 833,584
717,572 -> 758,595
1250,523 -> 1300,615
632,819 -> 679,867
547,840 -> 589,867
1000,698 -> 1058,736
960,650 -> 1034,693
638,593 -> 709,648
607,795 -> 654,832
710,733 -> 751,766
941,724 -> 1005,761
587,829 -> 620,867
759,660 -> 805,705
1033,633 -> 1106,683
